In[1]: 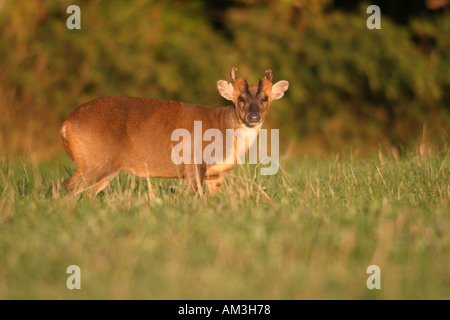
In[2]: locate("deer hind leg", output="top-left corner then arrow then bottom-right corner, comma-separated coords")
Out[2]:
93,175 -> 115,195
204,174 -> 225,194
184,164 -> 206,193
61,124 -> 86,194
62,167 -> 94,195
61,125 -> 118,196
62,170 -> 83,193
63,168 -> 116,196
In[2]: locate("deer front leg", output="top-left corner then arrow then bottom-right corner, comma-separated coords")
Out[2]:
204,174 -> 225,194
184,164 -> 206,193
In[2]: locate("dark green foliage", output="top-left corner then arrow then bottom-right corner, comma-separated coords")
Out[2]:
0,0 -> 448,158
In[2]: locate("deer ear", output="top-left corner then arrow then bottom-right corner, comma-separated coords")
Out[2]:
271,80 -> 289,100
217,80 -> 234,101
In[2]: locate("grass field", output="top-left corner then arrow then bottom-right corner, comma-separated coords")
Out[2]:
0,148 -> 449,299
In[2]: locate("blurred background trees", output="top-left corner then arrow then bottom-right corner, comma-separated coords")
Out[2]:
0,0 -> 449,160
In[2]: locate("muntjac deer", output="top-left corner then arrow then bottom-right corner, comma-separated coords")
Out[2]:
60,67 -> 289,195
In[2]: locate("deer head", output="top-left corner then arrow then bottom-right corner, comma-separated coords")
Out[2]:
217,67 -> 289,127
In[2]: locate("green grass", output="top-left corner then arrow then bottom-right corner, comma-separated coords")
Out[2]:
0,149 -> 449,299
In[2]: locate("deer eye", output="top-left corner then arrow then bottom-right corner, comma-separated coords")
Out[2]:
261,96 -> 268,103
238,97 -> 246,104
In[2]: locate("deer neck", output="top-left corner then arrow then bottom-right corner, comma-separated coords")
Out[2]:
215,105 -> 262,133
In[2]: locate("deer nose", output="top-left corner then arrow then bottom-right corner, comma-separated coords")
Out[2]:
245,112 -> 261,125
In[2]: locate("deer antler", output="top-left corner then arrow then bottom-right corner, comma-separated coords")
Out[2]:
230,67 -> 238,82
264,69 -> 273,82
